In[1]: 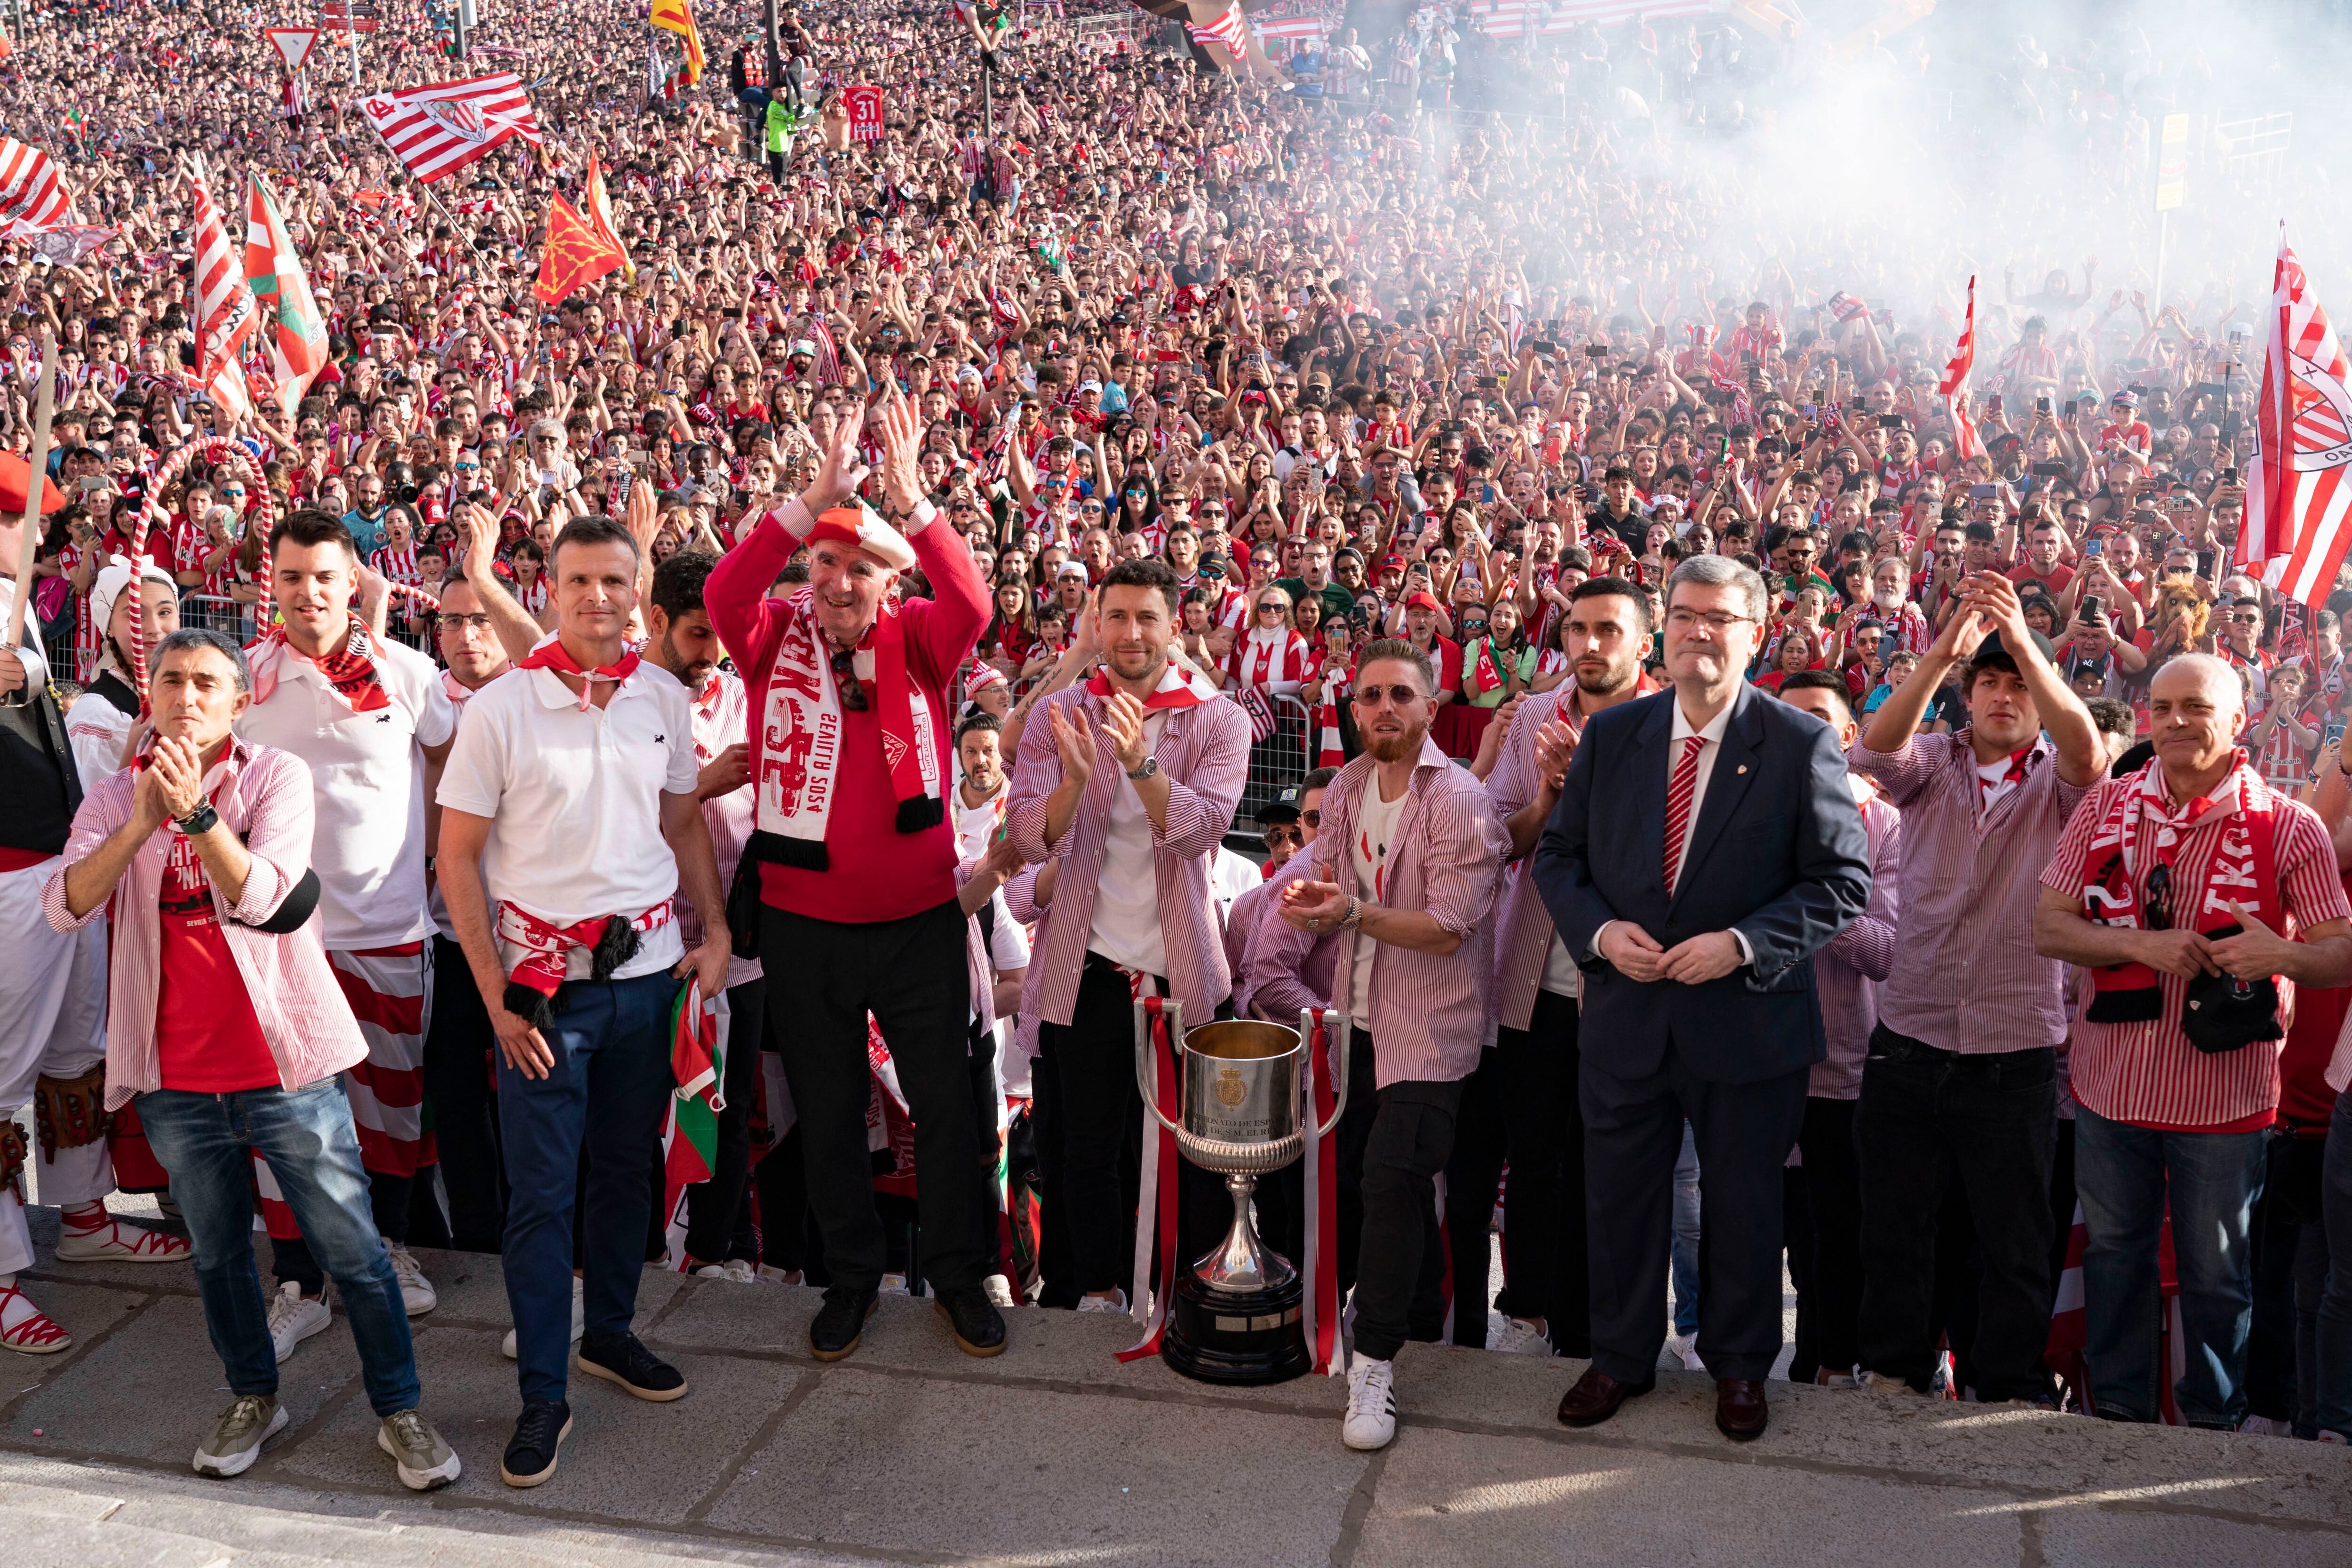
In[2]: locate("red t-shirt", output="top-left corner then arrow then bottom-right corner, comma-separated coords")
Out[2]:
155,830 -> 279,1094
2007,561 -> 2076,597
2279,869 -> 2352,1129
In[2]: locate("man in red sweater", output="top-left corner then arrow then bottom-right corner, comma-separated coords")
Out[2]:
706,383 -> 1003,1362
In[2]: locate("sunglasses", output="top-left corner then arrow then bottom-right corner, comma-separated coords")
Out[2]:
1351,684 -> 1424,708
1263,825 -> 1303,848
830,648 -> 867,712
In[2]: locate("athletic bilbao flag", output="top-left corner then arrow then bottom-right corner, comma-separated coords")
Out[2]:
2248,231 -> 2352,606
1189,4 -> 1248,52
1938,275 -> 1983,462
245,175 -> 328,417
534,193 -> 626,304
649,0 -> 706,85
0,138 -> 75,237
358,74 -> 542,183
189,158 -> 257,418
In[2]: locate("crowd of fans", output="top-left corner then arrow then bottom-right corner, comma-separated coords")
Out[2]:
2,0 -> 2351,1496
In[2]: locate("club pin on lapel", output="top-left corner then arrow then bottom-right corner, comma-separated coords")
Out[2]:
1736,764 -> 1748,774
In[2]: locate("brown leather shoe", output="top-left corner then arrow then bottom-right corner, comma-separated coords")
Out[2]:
1556,1365 -> 1655,1428
1716,1378 -> 1769,1441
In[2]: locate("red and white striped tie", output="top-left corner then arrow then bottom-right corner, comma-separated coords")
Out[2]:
1662,735 -> 1705,890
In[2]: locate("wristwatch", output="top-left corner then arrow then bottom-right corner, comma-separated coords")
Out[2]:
1124,756 -> 1161,781
176,801 -> 220,836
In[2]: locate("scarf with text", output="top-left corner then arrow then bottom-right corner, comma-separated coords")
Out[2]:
246,613 -> 389,712
751,589 -> 941,873
516,636 -> 642,711
2077,756 -> 2278,1022
494,899 -> 675,1030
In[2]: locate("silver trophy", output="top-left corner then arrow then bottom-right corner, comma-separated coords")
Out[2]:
1133,1001 -> 1349,1384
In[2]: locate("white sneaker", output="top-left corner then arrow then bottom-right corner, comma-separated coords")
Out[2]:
982,1273 -> 1017,1308
1664,1331 -> 1704,1371
267,1281 -> 331,1364
879,1272 -> 912,1296
384,1242 -> 436,1316
2237,1414 -> 2291,1437
1861,1369 -> 1923,1396
502,1276 -> 585,1360
1489,1316 -> 1551,1355
193,1394 -> 287,1477
1343,1354 -> 1397,1451
692,1259 -> 769,1285
2319,1429 -> 2349,1445
1076,1288 -> 1128,1313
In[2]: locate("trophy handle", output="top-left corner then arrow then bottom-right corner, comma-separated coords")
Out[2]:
1303,1008 -> 1351,1138
1132,996 -> 1185,1137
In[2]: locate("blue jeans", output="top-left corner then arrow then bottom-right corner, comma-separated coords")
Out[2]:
138,1080 -> 420,1417
1670,1121 -> 1700,1336
497,972 -> 677,1404
2074,1103 -> 2268,1426
2314,1090 -> 2352,1436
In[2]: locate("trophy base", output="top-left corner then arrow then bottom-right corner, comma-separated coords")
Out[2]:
1160,1272 -> 1310,1385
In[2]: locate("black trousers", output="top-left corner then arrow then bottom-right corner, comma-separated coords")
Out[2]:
1442,987 -> 1587,1353
421,933 -> 507,1254
683,975 -> 768,1266
1582,1040 -> 1808,1385
1341,1026 -> 1461,1362
1790,1095 -> 1863,1382
760,899 -> 987,1295
1032,954 -> 1241,1297
1855,1025 -> 2057,1402
2248,1130 -> 2329,1431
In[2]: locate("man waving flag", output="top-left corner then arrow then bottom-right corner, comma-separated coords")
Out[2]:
651,0 -> 706,85
244,174 -> 328,417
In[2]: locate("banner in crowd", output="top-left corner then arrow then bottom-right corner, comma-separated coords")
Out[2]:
245,175 -> 328,418
358,73 -> 543,183
842,83 -> 885,143
649,0 -> 705,84
0,138 -> 74,237
188,159 -> 258,418
534,191 -> 627,302
584,150 -> 634,283
1187,4 -> 1247,53
2248,231 -> 2352,607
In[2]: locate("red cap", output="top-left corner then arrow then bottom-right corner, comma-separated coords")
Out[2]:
1403,591 -> 1444,613
0,452 -> 64,517
803,504 -> 915,571
1379,553 -> 1407,572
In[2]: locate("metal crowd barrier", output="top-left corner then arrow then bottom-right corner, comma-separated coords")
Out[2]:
1232,692 -> 1313,848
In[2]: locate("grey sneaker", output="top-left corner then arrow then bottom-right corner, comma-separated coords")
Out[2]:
193,1394 -> 287,1477
377,1408 -> 462,1490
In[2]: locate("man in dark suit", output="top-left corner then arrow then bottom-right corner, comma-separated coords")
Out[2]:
1533,554 -> 1871,1441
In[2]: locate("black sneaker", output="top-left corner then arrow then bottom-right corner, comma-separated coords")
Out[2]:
935,1283 -> 1007,1358
499,1398 -> 572,1488
810,1287 -> 878,1362
575,1330 -> 688,1402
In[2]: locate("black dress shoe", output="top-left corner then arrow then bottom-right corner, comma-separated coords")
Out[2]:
810,1287 -> 879,1362
1716,1378 -> 1769,1441
1556,1365 -> 1655,1428
934,1283 -> 1007,1357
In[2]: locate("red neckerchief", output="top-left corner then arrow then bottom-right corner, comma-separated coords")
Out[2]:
518,637 -> 642,711
246,614 -> 389,713
1087,659 -> 1219,709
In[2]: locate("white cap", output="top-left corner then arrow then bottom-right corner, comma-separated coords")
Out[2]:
91,553 -> 176,665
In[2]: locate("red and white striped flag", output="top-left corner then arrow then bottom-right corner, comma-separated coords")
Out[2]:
1189,4 -> 1248,52
0,137 -> 75,236
1938,275 -> 1983,462
189,158 -> 257,419
2250,231 -> 2352,606
357,73 -> 542,184
810,316 -> 842,385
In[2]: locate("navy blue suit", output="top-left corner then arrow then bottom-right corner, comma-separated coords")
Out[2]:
1533,681 -> 1870,1383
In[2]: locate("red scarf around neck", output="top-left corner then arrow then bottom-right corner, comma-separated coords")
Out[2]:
517,637 -> 643,711
1086,658 -> 1220,709
247,613 -> 389,713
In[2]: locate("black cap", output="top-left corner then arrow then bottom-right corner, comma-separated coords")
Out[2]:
1256,784 -> 1309,825
1977,627 -> 2055,666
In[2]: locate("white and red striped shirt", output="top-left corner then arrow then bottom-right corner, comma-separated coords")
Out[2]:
1227,625 -> 1307,693
370,542 -> 421,587
2042,766 -> 2350,1130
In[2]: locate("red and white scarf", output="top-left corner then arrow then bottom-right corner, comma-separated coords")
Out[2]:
1084,657 -> 1221,708
494,899 -> 675,1025
517,635 -> 642,712
752,590 -> 942,872
246,613 -> 389,712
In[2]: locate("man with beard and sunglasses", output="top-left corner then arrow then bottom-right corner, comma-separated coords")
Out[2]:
1453,577 -> 1658,1360
1275,637 -> 1509,1452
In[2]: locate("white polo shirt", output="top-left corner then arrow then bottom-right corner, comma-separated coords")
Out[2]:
435,654 -> 699,982
236,635 -> 456,950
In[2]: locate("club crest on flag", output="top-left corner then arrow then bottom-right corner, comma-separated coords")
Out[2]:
2289,351 -> 2352,470
420,96 -> 488,143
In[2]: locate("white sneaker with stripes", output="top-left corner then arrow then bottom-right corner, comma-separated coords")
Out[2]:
1343,1354 -> 1397,1451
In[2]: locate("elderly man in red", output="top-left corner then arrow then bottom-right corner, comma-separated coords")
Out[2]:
706,383 -> 1004,1364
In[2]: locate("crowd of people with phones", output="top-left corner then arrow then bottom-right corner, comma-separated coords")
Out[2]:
1,0 -> 2349,1499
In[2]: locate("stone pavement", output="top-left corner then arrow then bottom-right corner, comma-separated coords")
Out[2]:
4,1205 -> 2352,1567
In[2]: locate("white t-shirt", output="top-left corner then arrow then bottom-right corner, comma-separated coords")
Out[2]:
435,657 -> 698,983
236,634 -> 456,950
1347,776 -> 1407,1027
428,669 -> 488,941
687,667 -> 761,990
1088,710 -> 1169,978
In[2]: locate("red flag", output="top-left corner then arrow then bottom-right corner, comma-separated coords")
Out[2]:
2259,235 -> 2352,605
1939,276 -> 1983,463
534,192 -> 626,304
358,74 -> 542,184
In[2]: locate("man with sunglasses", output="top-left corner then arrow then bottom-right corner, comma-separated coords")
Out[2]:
1273,640 -> 1508,1450
1240,771 -> 1338,1023
1849,570 -> 2103,1407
